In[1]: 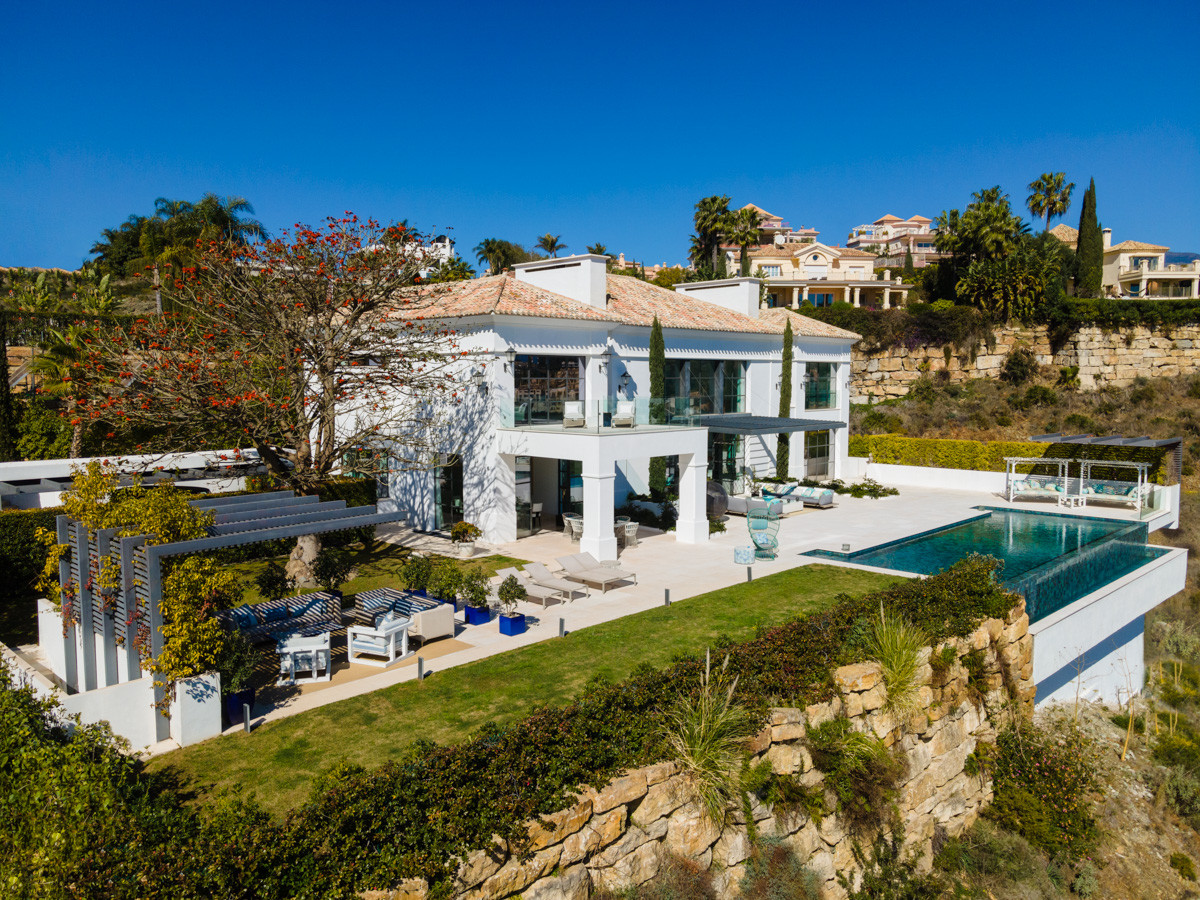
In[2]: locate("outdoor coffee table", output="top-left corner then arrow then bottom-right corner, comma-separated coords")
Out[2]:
276,631 -> 332,685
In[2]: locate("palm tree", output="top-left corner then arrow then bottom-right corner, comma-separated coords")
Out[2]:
30,326 -> 90,457
536,234 -> 566,257
1026,173 -> 1076,233
474,238 -> 505,274
691,195 -> 732,275
727,207 -> 762,276
586,243 -> 608,257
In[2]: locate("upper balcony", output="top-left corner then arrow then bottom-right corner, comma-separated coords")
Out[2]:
500,396 -> 709,434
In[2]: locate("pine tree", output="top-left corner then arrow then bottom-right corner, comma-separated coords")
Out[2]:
0,311 -> 16,461
1075,178 -> 1103,298
776,320 -> 793,479
648,317 -> 667,495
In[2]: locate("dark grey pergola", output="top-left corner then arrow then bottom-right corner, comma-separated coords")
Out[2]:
56,490 -> 402,732
1030,433 -> 1183,485
690,413 -> 844,436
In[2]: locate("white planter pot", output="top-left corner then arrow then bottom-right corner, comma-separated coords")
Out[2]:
458,541 -> 475,559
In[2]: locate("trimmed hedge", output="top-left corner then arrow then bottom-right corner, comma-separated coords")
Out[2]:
0,558 -> 1020,896
850,433 -> 1168,483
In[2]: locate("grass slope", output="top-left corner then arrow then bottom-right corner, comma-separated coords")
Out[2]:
149,563 -> 897,814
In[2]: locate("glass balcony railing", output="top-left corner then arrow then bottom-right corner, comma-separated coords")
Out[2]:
499,396 -> 715,431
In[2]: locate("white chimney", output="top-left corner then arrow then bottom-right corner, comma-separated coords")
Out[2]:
1102,228 -> 1112,249
513,254 -> 608,308
673,277 -> 761,319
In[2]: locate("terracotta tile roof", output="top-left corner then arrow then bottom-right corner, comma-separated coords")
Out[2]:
760,308 -> 861,340
1050,223 -> 1078,243
398,274 -> 859,340
873,214 -> 902,224
905,214 -> 932,223
1107,240 -> 1169,253
741,202 -> 783,222
833,247 -> 878,259
745,245 -> 797,258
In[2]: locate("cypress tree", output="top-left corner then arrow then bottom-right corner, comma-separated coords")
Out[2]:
648,316 -> 667,495
1075,178 -> 1103,297
776,319 -> 793,479
0,310 -> 16,461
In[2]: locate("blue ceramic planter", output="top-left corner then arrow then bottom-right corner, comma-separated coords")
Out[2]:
464,605 -> 491,626
499,613 -> 526,636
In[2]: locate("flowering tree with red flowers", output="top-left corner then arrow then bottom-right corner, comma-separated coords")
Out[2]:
82,215 -> 466,570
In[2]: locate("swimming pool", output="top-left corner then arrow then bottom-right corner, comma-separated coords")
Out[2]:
804,508 -> 1167,622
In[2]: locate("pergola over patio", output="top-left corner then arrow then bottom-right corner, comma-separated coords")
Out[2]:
52,490 -> 402,741
1030,432 -> 1182,485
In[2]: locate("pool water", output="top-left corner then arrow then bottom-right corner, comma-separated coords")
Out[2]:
804,508 -> 1167,622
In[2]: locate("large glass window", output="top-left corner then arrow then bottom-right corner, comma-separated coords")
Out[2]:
805,431 -> 830,479
709,434 -> 745,494
804,362 -> 836,410
722,361 -> 745,413
689,361 -> 718,414
435,455 -> 464,530
514,355 -> 582,423
663,360 -> 686,419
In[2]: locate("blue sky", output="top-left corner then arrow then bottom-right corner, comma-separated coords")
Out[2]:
3,0 -> 1198,269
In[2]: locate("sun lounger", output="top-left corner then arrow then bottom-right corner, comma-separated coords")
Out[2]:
523,562 -> 588,599
555,553 -> 637,592
493,567 -> 563,607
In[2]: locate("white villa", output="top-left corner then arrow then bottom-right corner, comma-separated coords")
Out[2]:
1051,225 -> 1200,299
846,213 -> 943,268
380,254 -> 859,563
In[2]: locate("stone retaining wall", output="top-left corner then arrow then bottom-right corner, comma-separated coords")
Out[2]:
367,602 -> 1034,900
852,324 -> 1200,401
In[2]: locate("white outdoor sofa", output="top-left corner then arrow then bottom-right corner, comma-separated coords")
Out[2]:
354,588 -> 456,645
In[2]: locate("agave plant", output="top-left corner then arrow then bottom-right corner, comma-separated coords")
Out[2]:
663,650 -> 756,824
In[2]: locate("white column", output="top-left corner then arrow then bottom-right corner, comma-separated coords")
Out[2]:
900,290 -> 908,306
488,454 -> 518,545
882,288 -> 891,309
791,287 -> 799,308
801,286 -> 809,306
853,287 -> 861,307
675,451 -> 709,545
580,460 -> 618,561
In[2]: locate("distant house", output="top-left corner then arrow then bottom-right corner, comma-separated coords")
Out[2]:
846,214 -> 943,268
1052,227 -> 1200,298
723,205 -> 913,309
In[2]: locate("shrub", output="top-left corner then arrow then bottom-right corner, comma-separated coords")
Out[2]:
935,819 -> 1063,896
840,829 -> 945,900
1171,852 -> 1197,882
1000,346 -> 1038,385
426,565 -> 462,603
662,652 -> 756,824
401,555 -> 432,592
1070,861 -> 1099,897
217,630 -> 258,696
984,719 -> 1099,863
496,574 -> 525,615
311,549 -> 353,594
460,570 -> 490,610
866,607 -> 926,713
806,717 -> 904,834
740,837 -> 822,899
450,521 -> 482,543
708,517 -> 726,534
255,559 -> 294,604
593,854 -> 717,899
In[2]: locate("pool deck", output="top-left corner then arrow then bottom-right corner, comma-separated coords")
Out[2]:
143,485 -> 1152,755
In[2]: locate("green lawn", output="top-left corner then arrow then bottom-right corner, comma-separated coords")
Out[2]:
148,564 -> 900,814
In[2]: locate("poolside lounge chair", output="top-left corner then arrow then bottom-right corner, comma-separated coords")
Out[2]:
556,553 -> 637,592
611,400 -> 636,427
523,562 -> 588,599
563,401 -> 586,428
493,567 -> 563,607
747,508 -> 780,560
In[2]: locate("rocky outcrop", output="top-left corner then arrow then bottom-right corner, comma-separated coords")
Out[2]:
851,324 -> 1200,400
369,604 -> 1033,900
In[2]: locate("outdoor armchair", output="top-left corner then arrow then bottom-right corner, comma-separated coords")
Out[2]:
563,401 -> 586,428
348,613 -> 411,668
747,508 -> 780,560
611,400 -> 636,427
